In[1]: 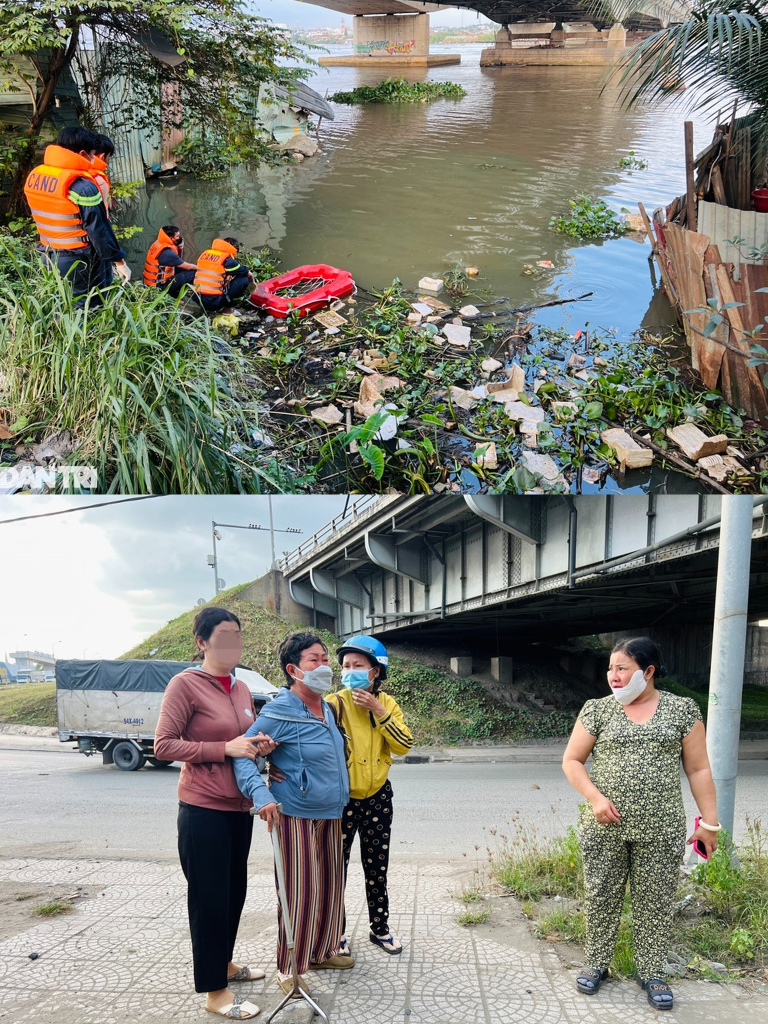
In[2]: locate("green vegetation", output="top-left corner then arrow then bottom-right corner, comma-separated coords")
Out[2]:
35,902 -> 72,918
490,815 -> 768,977
550,197 -> 630,240
0,0 -> 306,210
329,77 -> 466,105
122,588 -> 575,745
457,907 -> 490,926
15,893 -> 36,902
0,682 -> 57,727
617,151 -> 648,171
0,231 -> 281,494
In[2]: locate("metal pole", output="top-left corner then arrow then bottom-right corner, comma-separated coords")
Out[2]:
268,496 -> 277,569
212,521 -> 220,597
706,495 -> 753,837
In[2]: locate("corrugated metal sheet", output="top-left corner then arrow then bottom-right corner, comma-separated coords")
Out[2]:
698,200 -> 768,266
72,46 -> 164,183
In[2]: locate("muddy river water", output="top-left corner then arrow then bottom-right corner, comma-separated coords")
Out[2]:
125,45 -> 712,339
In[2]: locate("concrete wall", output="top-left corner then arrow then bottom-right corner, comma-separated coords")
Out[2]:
240,570 -> 336,633
353,13 -> 429,56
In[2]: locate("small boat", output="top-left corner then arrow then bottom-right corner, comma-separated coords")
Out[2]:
250,264 -> 356,318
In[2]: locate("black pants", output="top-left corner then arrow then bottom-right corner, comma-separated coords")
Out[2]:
167,268 -> 196,299
341,780 -> 394,938
177,802 -> 254,992
39,246 -> 105,308
199,275 -> 251,312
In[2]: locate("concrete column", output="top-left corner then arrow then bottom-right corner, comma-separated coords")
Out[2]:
706,496 -> 753,837
606,23 -> 627,47
353,13 -> 429,58
450,656 -> 473,677
550,23 -> 566,47
491,657 -> 513,684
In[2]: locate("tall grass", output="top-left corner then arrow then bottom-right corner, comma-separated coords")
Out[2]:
0,233 -> 276,493
491,815 -> 768,978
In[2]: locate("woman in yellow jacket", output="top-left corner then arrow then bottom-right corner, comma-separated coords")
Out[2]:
326,635 -> 412,956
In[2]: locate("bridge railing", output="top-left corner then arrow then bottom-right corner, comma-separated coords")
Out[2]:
280,496 -> 387,572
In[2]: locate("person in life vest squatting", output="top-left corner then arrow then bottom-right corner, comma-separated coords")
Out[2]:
23,126 -> 130,305
144,225 -> 198,297
194,237 -> 254,314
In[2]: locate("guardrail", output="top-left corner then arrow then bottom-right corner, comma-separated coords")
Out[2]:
279,495 -> 384,571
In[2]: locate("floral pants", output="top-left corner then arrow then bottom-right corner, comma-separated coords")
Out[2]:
579,824 -> 686,980
341,780 -> 394,938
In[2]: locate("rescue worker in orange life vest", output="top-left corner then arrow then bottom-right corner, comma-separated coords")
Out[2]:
193,236 -> 254,313
143,225 -> 198,298
23,126 -> 130,306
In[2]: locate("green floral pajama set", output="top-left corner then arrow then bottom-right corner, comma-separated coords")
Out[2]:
577,691 -> 702,980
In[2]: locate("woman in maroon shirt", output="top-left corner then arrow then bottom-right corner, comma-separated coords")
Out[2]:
155,608 -> 276,1020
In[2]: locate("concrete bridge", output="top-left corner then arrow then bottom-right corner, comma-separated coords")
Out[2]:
278,495 -> 768,681
306,0 -> 689,66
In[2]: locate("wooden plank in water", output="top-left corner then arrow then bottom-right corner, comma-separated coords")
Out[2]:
664,224 -> 712,377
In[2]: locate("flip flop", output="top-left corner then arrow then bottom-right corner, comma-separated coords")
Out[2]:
369,931 -> 403,955
205,995 -> 260,1019
576,967 -> 608,995
228,966 -> 266,982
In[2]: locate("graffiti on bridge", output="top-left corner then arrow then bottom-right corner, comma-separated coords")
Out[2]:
354,39 -> 416,54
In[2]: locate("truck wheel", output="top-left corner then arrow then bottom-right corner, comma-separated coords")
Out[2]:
147,757 -> 173,768
113,741 -> 146,771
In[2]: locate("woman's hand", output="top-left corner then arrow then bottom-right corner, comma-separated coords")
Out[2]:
224,733 -> 276,760
590,794 -> 621,825
259,801 -> 281,832
687,824 -> 718,858
267,762 -> 286,786
351,689 -> 386,717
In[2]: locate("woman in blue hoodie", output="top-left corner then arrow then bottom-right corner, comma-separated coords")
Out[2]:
233,632 -> 351,997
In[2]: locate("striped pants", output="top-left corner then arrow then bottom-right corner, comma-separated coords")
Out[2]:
274,815 -> 345,975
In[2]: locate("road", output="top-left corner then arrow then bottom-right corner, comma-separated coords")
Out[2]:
2,738 -> 767,862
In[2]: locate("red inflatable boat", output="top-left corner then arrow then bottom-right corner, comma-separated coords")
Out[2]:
249,264 -> 356,318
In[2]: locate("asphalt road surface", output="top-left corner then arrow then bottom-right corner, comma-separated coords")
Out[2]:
3,739 -> 767,864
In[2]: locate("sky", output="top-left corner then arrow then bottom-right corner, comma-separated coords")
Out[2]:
0,496 -> 350,663
251,0 -> 492,29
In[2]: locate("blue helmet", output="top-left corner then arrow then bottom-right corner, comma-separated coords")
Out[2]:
337,635 -> 389,680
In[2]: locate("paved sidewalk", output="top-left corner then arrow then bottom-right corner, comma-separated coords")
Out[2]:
0,855 -> 764,1024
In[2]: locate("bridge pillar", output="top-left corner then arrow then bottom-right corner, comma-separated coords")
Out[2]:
320,13 -> 460,68
480,18 -> 629,66
491,656 -> 514,684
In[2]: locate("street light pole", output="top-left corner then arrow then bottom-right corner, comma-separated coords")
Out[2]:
212,522 -> 221,597
268,496 -> 277,569
706,496 -> 754,838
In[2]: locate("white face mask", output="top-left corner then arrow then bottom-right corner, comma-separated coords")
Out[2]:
295,664 -> 334,694
611,669 -> 648,706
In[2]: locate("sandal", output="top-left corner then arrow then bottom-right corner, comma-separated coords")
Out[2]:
638,977 -> 674,1011
228,966 -> 266,982
205,995 -> 260,1019
576,967 -> 608,995
369,931 -> 403,955
339,935 -> 352,956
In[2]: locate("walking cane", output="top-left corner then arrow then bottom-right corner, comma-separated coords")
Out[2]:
252,803 -> 330,1024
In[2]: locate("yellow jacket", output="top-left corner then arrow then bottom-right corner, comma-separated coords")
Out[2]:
326,688 -> 413,800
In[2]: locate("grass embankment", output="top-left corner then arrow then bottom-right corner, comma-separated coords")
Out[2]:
0,682 -> 57,727
484,817 -> 768,978
329,77 -> 466,105
122,587 -> 575,745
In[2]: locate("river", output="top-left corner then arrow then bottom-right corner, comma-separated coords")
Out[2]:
125,44 -> 713,339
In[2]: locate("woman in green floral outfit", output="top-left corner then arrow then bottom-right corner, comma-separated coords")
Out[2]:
562,637 -> 720,1012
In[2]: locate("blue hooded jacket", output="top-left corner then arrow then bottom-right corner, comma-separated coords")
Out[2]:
233,686 -> 349,819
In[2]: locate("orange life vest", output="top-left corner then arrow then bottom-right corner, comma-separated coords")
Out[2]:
23,145 -> 100,251
194,238 -> 238,296
143,228 -> 182,288
91,156 -> 112,215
